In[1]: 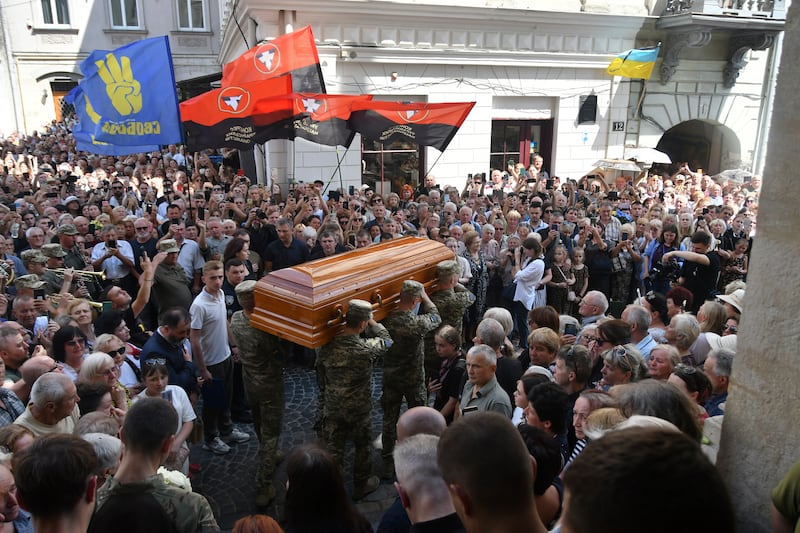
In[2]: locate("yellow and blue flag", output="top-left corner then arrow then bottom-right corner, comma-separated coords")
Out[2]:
65,84 -> 160,155
606,46 -> 660,80
72,36 -> 182,149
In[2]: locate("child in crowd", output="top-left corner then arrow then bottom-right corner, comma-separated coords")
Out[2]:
569,247 -> 589,318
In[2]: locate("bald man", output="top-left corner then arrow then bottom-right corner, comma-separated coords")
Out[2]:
378,407 -> 448,533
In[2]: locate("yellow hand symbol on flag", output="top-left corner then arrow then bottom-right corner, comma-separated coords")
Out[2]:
95,53 -> 142,116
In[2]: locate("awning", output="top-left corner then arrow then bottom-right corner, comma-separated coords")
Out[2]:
623,147 -> 672,164
592,159 -> 642,172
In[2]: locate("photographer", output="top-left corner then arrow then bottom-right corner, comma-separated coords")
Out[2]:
90,224 -> 137,295
662,231 -> 721,314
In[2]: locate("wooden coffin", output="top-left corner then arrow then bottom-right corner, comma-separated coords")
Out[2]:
252,237 -> 454,348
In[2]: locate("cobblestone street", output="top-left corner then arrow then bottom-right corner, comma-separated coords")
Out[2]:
189,363 -> 398,530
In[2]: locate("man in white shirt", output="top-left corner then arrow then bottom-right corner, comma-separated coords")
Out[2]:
189,260 -> 250,455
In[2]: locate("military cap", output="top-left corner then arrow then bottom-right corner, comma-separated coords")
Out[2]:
234,279 -> 257,297
41,244 -> 67,258
400,280 -> 424,297
57,223 -> 79,236
14,274 -> 46,289
436,260 -> 460,279
346,299 -> 373,322
20,250 -> 47,264
158,239 -> 180,254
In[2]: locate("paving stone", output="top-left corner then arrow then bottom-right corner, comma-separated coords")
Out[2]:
189,363 -> 401,530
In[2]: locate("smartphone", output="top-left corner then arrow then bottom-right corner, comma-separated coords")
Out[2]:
565,324 -> 578,336
444,194 -> 450,203
107,240 -> 117,248
608,191 -> 619,201
578,183 -> 585,190
551,224 -> 559,231
594,186 -> 600,194
343,201 -> 349,210
102,301 -> 113,313
34,288 -> 45,300
621,232 -> 629,241
546,179 -> 554,189
462,406 -> 479,415
197,206 -> 206,220
348,185 -> 355,196
628,180 -> 633,187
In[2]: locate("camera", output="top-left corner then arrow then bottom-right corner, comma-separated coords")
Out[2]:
651,260 -> 681,282
256,209 -> 266,219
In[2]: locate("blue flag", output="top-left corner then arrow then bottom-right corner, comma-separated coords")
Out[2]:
66,85 -> 160,155
76,36 -> 182,147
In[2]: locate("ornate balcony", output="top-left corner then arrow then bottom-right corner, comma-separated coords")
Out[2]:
657,0 -> 785,86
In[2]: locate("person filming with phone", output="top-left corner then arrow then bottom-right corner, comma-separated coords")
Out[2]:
90,225 -> 137,294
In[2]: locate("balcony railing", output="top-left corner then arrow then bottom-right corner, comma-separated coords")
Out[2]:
662,0 -> 783,18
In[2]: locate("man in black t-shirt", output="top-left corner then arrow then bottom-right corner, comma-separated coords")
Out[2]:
663,231 -> 720,314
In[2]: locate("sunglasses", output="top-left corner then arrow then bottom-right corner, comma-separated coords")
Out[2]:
723,325 -> 738,333
66,338 -> 86,347
107,346 -> 126,357
144,358 -> 167,367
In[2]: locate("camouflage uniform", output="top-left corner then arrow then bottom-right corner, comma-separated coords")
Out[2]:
424,286 -> 475,383
94,474 -> 219,533
317,322 -> 392,489
230,310 -> 284,493
380,300 -> 440,463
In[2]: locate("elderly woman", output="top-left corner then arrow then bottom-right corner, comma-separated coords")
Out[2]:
462,231 -> 489,341
94,333 -> 142,395
598,344 -> 645,390
610,222 -> 642,304
665,313 -> 701,366
564,389 -> 618,471
647,344 -> 682,381
77,352 -> 130,412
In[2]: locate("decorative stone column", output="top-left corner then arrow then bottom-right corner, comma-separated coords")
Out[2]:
715,1 -> 800,531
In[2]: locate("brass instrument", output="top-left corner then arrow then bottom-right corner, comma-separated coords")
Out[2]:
0,260 -> 15,286
47,294 -> 104,309
46,268 -> 107,281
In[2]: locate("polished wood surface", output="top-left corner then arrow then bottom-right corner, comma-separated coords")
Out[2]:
252,236 -> 453,348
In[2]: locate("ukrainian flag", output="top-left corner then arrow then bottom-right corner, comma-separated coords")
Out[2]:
606,46 -> 660,80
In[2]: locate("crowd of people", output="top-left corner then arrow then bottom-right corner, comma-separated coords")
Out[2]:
0,121 -> 793,533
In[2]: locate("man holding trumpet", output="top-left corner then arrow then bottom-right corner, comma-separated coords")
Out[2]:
41,244 -> 90,298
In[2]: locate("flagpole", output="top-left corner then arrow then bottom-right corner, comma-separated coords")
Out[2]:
322,146 -> 351,194
424,149 -> 446,181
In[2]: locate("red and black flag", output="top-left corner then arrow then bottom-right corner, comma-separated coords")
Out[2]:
257,94 -> 373,147
180,77 -> 296,150
348,101 -> 475,152
221,26 -> 326,94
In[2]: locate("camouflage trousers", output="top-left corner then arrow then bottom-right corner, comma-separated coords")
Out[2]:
242,373 -> 285,490
321,410 -> 373,488
381,372 -> 426,461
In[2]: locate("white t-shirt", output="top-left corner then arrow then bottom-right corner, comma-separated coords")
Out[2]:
136,384 -> 195,436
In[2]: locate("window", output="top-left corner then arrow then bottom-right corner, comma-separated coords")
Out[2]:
177,0 -> 205,30
490,119 -> 553,173
109,0 -> 139,28
361,139 -> 424,194
41,0 -> 70,25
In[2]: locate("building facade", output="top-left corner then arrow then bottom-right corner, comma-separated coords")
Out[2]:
219,0 -> 784,193
0,0 -> 222,135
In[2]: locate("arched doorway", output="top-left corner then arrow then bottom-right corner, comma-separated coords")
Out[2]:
656,119 -> 742,175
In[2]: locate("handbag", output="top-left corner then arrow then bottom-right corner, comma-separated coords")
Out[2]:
567,290 -> 577,302
611,255 -> 626,273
